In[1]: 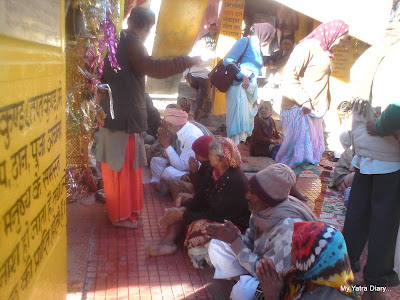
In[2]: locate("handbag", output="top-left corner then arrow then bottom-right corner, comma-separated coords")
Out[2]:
208,38 -> 250,93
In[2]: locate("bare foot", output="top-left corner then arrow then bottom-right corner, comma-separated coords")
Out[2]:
147,242 -> 177,256
112,220 -> 143,229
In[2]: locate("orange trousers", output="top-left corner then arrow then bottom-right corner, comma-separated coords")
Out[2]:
101,136 -> 143,222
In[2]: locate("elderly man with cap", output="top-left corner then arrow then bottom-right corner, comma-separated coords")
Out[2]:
150,107 -> 204,192
204,163 -> 317,300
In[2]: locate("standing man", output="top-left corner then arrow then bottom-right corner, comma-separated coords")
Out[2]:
184,23 -> 218,120
342,2 -> 400,299
96,7 -> 200,228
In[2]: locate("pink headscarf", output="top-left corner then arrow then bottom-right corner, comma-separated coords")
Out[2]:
164,108 -> 188,126
300,20 -> 349,57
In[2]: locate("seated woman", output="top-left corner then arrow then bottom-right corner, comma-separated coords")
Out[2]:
168,135 -> 214,204
256,221 -> 358,300
148,138 -> 250,266
250,101 -> 282,159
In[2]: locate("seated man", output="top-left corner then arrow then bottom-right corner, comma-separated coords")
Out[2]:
150,107 -> 203,191
205,163 -> 317,300
168,135 -> 214,204
148,138 -> 250,268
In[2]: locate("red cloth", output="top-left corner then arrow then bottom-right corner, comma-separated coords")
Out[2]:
184,219 -> 216,249
192,135 -> 213,157
102,136 -> 143,222
300,20 -> 349,57
184,219 -> 240,249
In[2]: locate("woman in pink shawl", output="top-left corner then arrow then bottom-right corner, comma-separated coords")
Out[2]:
276,20 -> 349,175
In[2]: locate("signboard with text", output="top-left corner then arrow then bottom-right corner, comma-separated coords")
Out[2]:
0,1 -> 67,299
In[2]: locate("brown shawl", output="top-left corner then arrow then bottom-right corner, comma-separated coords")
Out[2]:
252,196 -> 317,233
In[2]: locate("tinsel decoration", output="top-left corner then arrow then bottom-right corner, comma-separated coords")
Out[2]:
65,0 -> 121,202
98,8 -> 121,75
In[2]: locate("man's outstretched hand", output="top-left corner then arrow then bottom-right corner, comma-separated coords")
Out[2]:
202,220 -> 240,244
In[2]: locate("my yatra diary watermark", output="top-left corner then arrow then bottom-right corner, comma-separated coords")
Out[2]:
341,285 -> 390,293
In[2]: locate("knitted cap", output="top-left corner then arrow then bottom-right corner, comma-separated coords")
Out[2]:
248,163 -> 296,206
192,135 -> 213,158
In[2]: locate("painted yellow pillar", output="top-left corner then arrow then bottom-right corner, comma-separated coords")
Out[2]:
146,0 -> 209,94
0,1 -> 67,299
152,0 -> 208,57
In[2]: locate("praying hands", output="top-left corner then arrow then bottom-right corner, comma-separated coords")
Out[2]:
256,258 -> 285,300
157,126 -> 172,148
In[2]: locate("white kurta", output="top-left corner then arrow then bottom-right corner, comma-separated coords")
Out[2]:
150,122 -> 203,182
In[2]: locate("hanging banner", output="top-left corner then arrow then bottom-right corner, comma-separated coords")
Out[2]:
213,0 -> 245,115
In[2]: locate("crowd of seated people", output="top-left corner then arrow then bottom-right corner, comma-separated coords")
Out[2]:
96,4 -> 400,299
140,84 -> 398,299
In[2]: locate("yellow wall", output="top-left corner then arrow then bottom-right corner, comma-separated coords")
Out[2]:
0,1 -> 67,299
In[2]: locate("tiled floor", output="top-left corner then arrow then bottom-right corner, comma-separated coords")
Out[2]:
68,168 -> 217,300
67,160 -> 400,300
